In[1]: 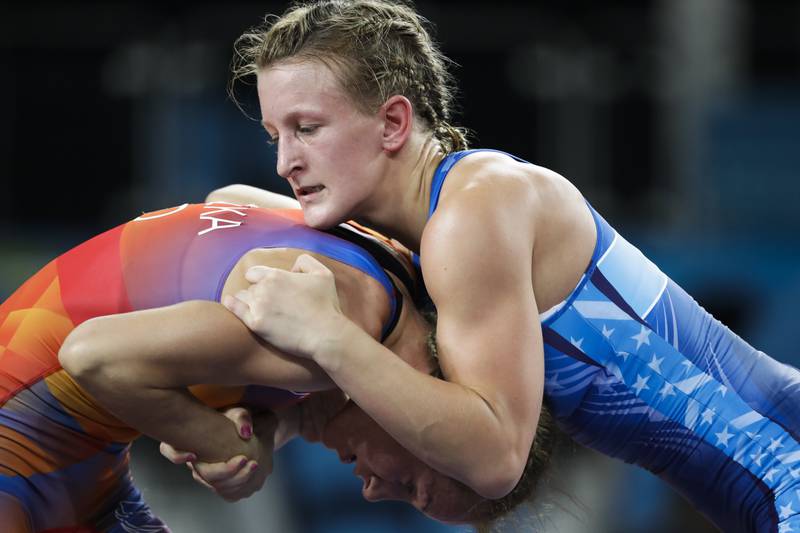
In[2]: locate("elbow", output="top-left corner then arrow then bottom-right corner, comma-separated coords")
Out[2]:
469,447 -> 526,500
59,322 -> 113,388
59,328 -> 94,379
205,184 -> 245,204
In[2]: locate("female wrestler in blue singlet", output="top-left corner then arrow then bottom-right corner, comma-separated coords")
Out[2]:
208,2 -> 797,531
431,151 -> 800,532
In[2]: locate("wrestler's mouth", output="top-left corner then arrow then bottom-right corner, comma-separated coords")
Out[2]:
297,185 -> 325,197
362,474 -> 374,493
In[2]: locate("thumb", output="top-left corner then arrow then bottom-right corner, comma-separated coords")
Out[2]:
292,253 -> 328,275
224,406 -> 254,439
159,442 -> 197,465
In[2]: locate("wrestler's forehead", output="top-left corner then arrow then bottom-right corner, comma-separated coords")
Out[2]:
257,61 -> 350,120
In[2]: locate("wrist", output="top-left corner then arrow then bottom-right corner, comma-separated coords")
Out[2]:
311,316 -> 363,373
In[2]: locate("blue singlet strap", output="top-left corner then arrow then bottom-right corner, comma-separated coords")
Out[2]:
427,149 -> 530,218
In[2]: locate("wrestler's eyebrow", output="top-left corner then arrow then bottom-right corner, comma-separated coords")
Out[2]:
260,115 -> 290,132
263,108 -> 319,128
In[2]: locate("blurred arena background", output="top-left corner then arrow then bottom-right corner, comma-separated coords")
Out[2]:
2,1 -> 798,531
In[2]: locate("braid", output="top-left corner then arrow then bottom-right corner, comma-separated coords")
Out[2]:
376,16 -> 469,152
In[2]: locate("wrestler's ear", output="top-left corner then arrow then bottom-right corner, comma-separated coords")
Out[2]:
380,95 -> 413,153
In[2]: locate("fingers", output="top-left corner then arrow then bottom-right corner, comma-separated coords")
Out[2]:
193,455 -> 264,501
243,255 -> 330,281
192,455 -> 253,485
291,253 -> 330,275
244,265 -> 274,283
189,464 -> 215,491
222,293 -> 250,320
159,442 -> 197,465
234,289 -> 253,306
222,406 -> 254,439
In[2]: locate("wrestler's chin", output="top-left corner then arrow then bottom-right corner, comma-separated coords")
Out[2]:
300,192 -> 349,229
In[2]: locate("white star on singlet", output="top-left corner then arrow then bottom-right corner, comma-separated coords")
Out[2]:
780,502 -> 795,520
769,437 -> 785,453
631,326 -> 651,350
659,382 -> 676,399
632,374 -> 650,395
751,450 -> 765,466
764,468 -> 780,483
648,355 -> 664,373
715,426 -> 733,447
545,373 -> 563,391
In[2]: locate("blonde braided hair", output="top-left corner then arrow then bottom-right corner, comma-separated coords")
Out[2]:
231,0 -> 468,153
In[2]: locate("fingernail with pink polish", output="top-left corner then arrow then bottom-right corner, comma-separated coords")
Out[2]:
239,458 -> 248,468
250,462 -> 259,471
241,425 -> 253,438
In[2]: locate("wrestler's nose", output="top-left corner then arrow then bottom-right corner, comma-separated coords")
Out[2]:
276,137 -> 303,180
363,477 -> 407,502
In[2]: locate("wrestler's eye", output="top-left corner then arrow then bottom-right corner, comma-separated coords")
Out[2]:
297,124 -> 318,136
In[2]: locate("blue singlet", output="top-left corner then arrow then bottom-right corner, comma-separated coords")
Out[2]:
426,150 -> 800,533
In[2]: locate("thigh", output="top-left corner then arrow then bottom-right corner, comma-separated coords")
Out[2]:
102,483 -> 172,533
0,492 -> 33,533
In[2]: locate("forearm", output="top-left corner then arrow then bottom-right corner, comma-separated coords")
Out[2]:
317,319 -> 525,499
61,301 -> 334,392
60,337 -> 256,461
56,302 -> 303,462
79,371 -> 257,462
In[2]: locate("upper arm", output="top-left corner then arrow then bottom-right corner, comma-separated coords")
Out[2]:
421,184 -> 543,449
60,299 -> 334,392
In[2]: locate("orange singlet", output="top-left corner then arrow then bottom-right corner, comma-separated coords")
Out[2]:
0,202 -> 411,532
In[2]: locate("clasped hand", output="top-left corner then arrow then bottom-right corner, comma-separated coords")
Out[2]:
160,407 -> 275,502
223,254 -> 346,360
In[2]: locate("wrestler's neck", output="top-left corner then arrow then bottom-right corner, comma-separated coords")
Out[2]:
356,133 -> 444,253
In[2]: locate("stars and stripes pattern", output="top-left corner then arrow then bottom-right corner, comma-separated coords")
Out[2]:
541,205 -> 800,533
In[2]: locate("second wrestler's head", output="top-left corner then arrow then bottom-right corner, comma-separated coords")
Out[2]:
316,321 -> 558,527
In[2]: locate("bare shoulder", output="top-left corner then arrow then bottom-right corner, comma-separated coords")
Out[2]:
433,152 -> 576,226
421,152 -> 547,254
419,151 -> 593,303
